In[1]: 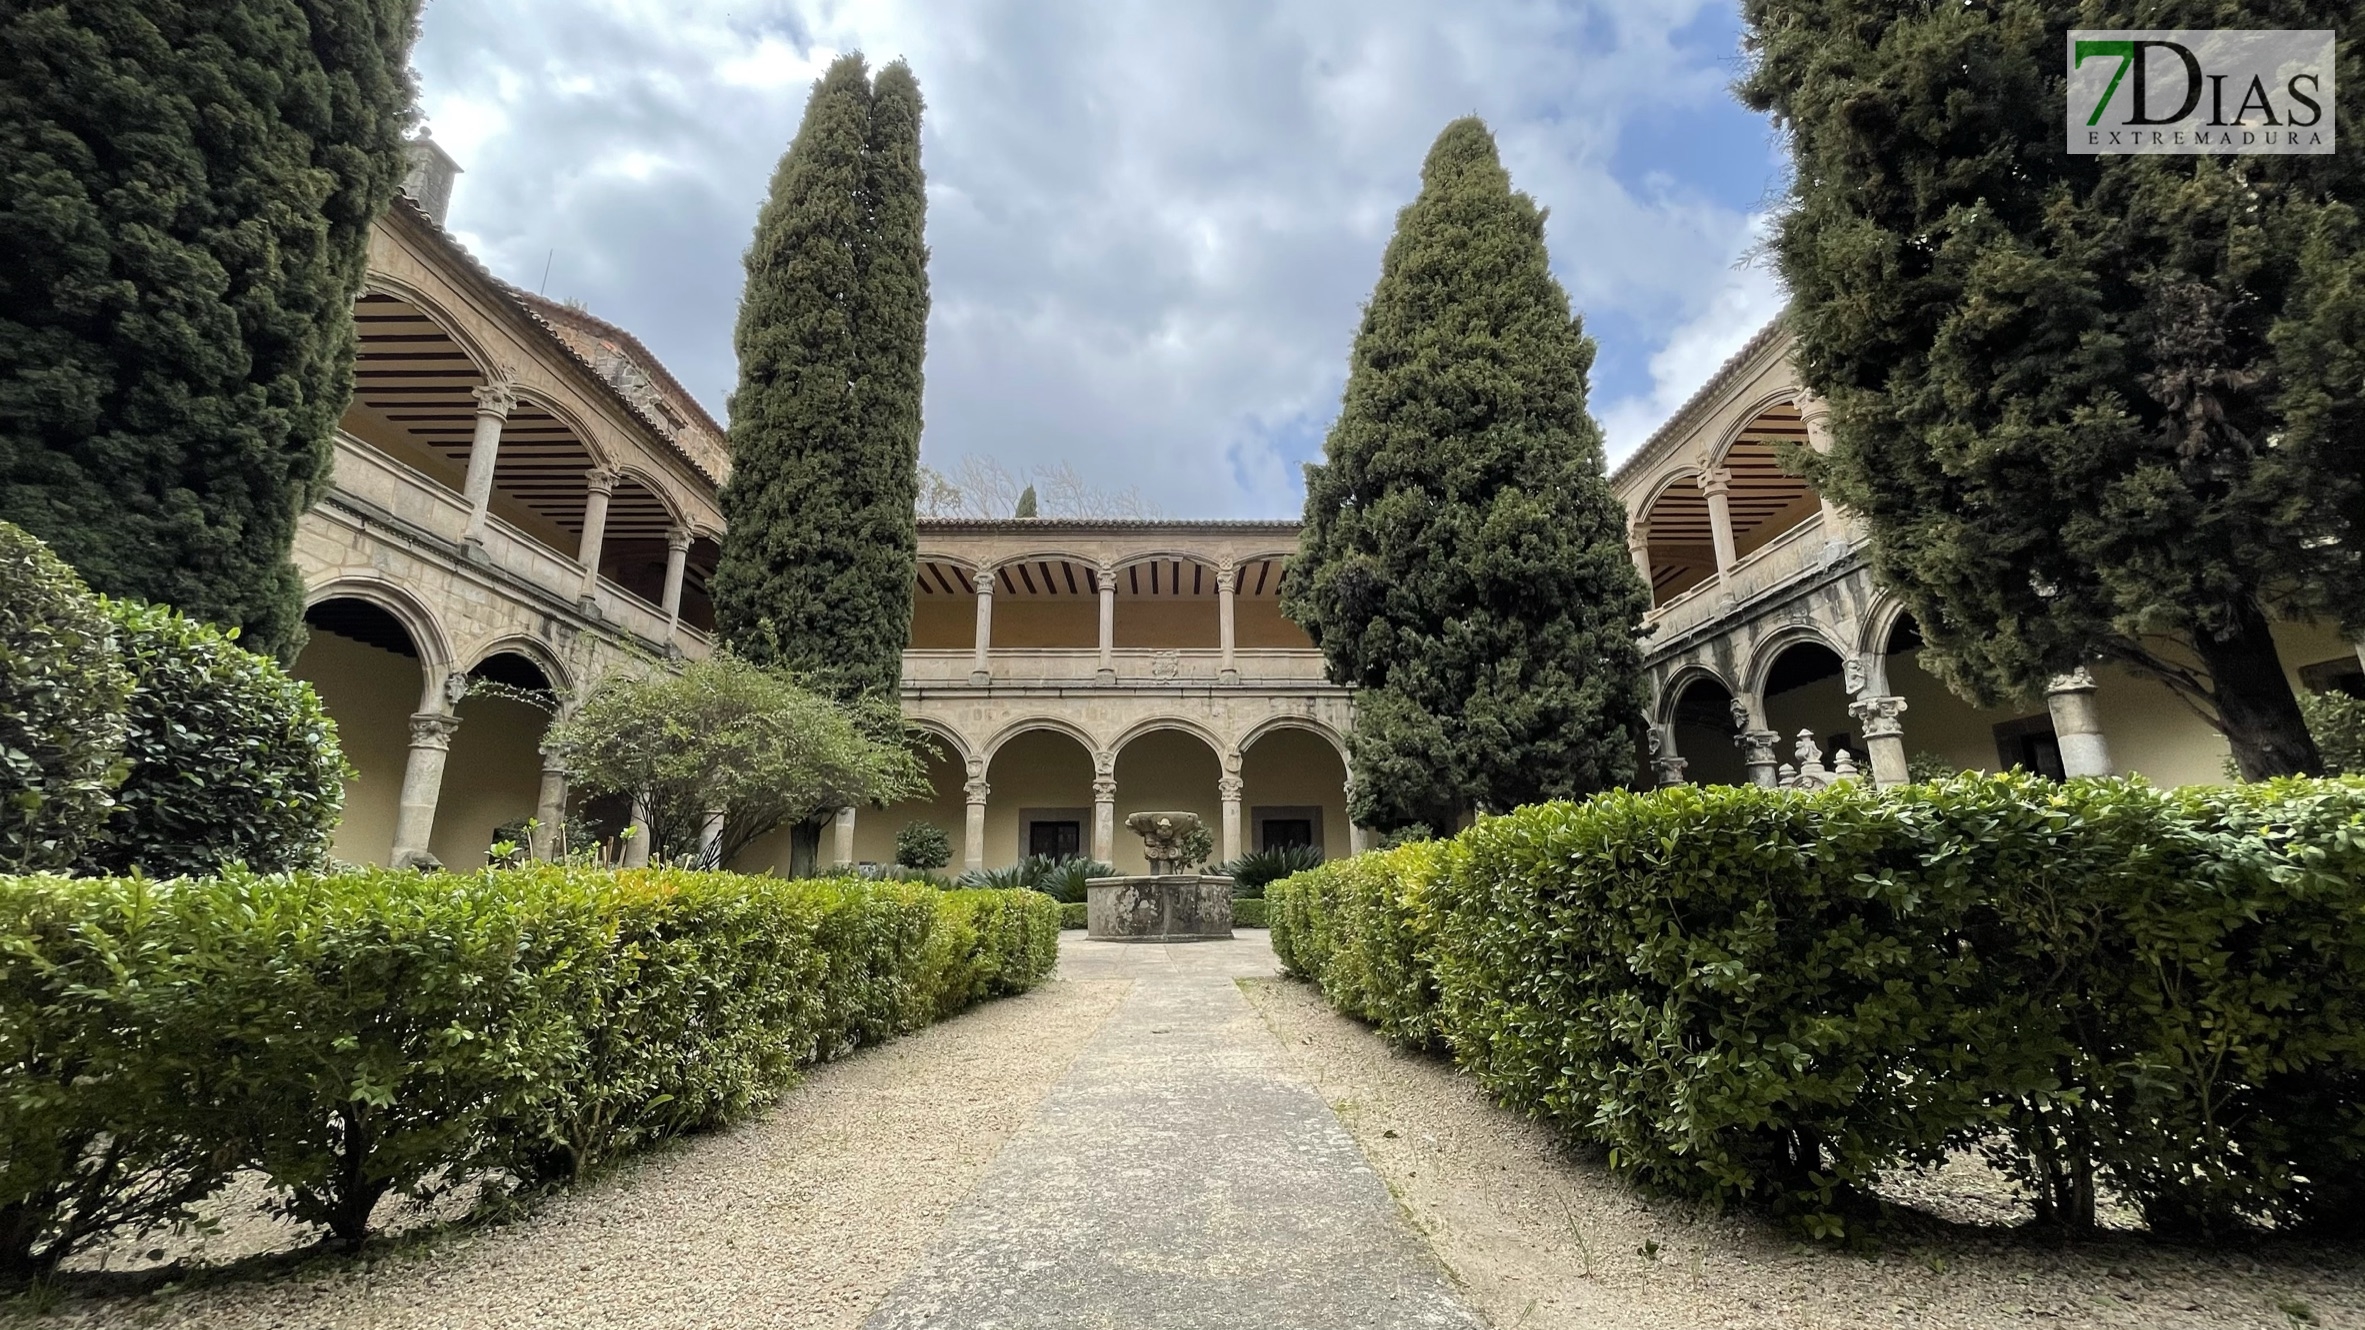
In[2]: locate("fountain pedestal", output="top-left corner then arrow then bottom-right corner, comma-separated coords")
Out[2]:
1086,811 -> 1235,942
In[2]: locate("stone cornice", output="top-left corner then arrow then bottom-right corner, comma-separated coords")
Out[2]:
1608,313 -> 1793,492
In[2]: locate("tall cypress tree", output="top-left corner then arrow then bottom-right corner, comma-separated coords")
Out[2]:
1284,118 -> 1651,833
714,54 -> 926,701
0,1 -> 422,660
1741,0 -> 2365,778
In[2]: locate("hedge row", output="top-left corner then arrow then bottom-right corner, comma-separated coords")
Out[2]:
0,866 -> 1060,1275
1269,775 -> 2365,1239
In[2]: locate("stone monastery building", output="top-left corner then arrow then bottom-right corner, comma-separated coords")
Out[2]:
292,149 -> 2365,877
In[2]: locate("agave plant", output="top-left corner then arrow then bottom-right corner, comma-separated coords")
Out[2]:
955,863 -> 1034,891
1030,856 -> 1114,904
1216,844 -> 1326,898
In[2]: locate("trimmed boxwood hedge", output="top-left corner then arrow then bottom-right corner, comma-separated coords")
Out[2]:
0,867 -> 1059,1274
1268,775 -> 2365,1239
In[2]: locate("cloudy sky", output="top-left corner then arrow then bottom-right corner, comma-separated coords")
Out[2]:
413,0 -> 1789,518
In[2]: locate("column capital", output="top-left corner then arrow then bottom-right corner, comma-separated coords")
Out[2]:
1096,561 -> 1117,591
472,373 -> 520,418
408,711 -> 462,750
1698,466 -> 1733,499
1218,774 -> 1245,799
964,776 -> 991,805
1215,564 -> 1236,593
2046,665 -> 2098,696
1737,728 -> 1782,766
1848,694 -> 1909,740
1092,775 -> 1118,801
585,466 -> 621,496
1628,524 -> 1651,554
974,569 -> 996,596
666,526 -> 694,554
1652,755 -> 1690,787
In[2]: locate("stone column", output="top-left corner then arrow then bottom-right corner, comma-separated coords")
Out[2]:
532,756 -> 567,860
1700,466 -> 1740,578
1738,729 -> 1782,788
659,527 -> 692,640
1096,562 -> 1117,684
2046,667 -> 2115,777
1091,770 -> 1117,864
832,805 -> 857,868
1217,562 -> 1239,685
1649,726 -> 1688,787
1219,773 -> 1245,863
971,571 -> 995,686
963,768 -> 990,871
461,377 -> 517,548
622,797 -> 652,868
1628,526 -> 1654,592
1849,695 -> 1912,788
575,468 -> 618,609
391,711 -> 460,868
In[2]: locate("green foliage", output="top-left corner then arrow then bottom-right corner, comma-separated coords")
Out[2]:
1905,751 -> 1961,785
1283,117 -> 1650,833
1229,898 -> 1268,930
0,866 -> 1058,1268
0,2 -> 422,658
1173,825 -> 1214,872
1215,844 -> 1324,897
542,654 -> 925,867
77,598 -> 345,878
956,855 -> 1110,904
2302,691 -> 2365,776
1270,776 -> 2365,1238
1059,900 -> 1088,930
714,54 -> 927,701
895,819 -> 952,870
1738,0 -> 2365,778
1013,484 -> 1037,518
0,523 -> 128,872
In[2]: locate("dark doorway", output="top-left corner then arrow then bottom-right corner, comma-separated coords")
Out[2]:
1028,820 -> 1082,859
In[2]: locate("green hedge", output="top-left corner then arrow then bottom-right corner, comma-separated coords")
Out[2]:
1059,900 -> 1088,930
1268,775 -> 2365,1239
1230,898 -> 1268,929
0,523 -> 130,872
0,867 -> 1059,1274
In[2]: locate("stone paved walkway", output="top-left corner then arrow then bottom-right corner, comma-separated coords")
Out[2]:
863,935 -> 1485,1330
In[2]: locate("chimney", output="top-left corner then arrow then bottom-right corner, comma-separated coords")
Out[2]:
400,133 -> 463,226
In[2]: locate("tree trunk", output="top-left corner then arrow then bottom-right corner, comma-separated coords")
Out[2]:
2194,597 -> 2324,780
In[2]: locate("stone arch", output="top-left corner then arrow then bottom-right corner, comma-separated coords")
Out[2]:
1110,554 -> 1223,649
359,273 -> 502,380
1704,388 -> 1807,470
303,573 -> 455,694
1742,622 -> 1854,706
1661,665 -> 1749,785
507,388 -> 615,472
1634,468 -> 1716,607
1857,591 -> 1918,661
462,634 -> 574,698
903,716 -> 976,770
1237,714 -> 1350,770
1111,714 -> 1230,766
1656,660 -> 1740,729
982,715 -> 1105,767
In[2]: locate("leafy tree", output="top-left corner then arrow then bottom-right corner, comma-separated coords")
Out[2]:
714,54 -> 927,701
1740,0 -> 2365,778
542,655 -> 926,869
1283,118 -> 1652,832
0,1 -> 422,659
895,819 -> 951,871
0,521 -> 130,872
2302,690 -> 2365,776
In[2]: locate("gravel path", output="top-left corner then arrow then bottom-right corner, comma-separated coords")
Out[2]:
1241,975 -> 2365,1330
20,976 -> 1131,1330
864,937 -> 1482,1330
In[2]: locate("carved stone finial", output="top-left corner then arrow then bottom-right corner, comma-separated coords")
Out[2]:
1832,747 -> 1861,780
1793,728 -> 1821,772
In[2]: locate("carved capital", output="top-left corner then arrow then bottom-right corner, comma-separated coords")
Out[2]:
408,711 -> 462,750
1737,728 -> 1782,766
2046,666 -> 2098,696
1652,755 -> 1690,788
973,570 -> 996,596
964,776 -> 990,805
472,373 -> 520,418
584,466 -> 620,497
666,527 -> 693,554
1698,466 -> 1733,499
1092,776 -> 1118,802
1218,775 -> 1245,800
1215,560 -> 1236,593
1848,695 -> 1909,740
1096,561 -> 1117,592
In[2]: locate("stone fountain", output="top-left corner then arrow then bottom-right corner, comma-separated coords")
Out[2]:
1084,811 -> 1234,942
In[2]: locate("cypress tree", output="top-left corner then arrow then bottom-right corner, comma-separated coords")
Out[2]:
0,1 -> 422,660
1740,0 -> 2365,778
1284,118 -> 1652,833
714,55 -> 927,701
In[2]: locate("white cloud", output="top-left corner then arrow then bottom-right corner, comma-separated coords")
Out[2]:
409,0 -> 1780,517
1596,214 -> 1789,465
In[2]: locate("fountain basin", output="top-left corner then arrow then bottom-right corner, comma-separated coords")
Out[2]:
1085,874 -> 1234,942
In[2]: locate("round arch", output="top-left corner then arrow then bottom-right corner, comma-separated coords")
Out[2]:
462,634 -> 574,697
981,715 -> 1105,767
1857,592 -> 1918,661
610,465 -> 687,529
1742,623 -> 1854,705
1657,661 -> 1741,729
507,387 -> 616,472
1111,549 -> 1223,573
1237,715 -> 1350,769
303,574 -> 455,686
1704,388 -> 1807,469
1636,465 -> 1707,516
358,274 -> 502,381
903,716 -> 976,770
1110,715 -> 1229,765
979,549 -> 1103,576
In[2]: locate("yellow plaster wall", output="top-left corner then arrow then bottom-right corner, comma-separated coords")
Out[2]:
910,598 -> 974,650
1109,729 -> 1223,874
851,743 -> 968,867
1883,650 -> 2029,774
429,694 -> 549,869
1239,728 -> 1350,854
991,599 -> 1099,649
984,730 -> 1097,868
292,630 -> 418,868
1234,597 -> 1314,649
1113,600 -> 1219,649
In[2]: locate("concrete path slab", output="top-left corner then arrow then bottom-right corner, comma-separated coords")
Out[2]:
863,935 -> 1485,1330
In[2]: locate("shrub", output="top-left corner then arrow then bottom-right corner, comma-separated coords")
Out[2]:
0,867 -> 1059,1268
75,599 -> 346,878
896,819 -> 952,870
1230,898 -> 1268,929
956,855 -> 1110,903
1215,844 -> 1324,898
1271,775 -> 2365,1239
0,522 -> 130,872
1059,900 -> 1088,930
2302,690 -> 2365,776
